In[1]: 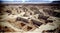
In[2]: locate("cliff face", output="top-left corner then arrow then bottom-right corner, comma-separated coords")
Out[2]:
0,4 -> 60,33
